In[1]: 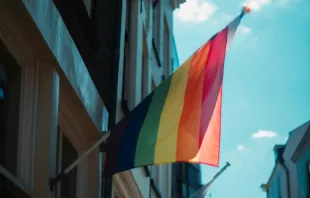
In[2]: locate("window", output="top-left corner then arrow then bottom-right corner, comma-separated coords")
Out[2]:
152,3 -> 161,68
189,186 -> 196,196
144,0 -> 151,29
181,183 -> 187,197
307,163 -> 310,196
278,176 -> 282,198
163,18 -> 170,77
175,163 -> 202,197
142,31 -> 149,100
188,164 -> 200,186
56,128 -> 77,198
122,0 -> 131,113
0,41 -> 21,176
152,2 -> 159,43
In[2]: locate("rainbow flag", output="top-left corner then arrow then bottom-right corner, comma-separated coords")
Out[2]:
105,7 -> 249,176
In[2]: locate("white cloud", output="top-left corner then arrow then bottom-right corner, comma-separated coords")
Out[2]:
236,144 -> 250,152
243,0 -> 271,11
252,130 -> 277,139
238,25 -> 252,35
175,0 -> 217,22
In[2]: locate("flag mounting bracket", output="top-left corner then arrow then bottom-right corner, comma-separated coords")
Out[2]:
49,130 -> 110,192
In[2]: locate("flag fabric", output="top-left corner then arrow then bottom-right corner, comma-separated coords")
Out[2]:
104,8 -> 249,176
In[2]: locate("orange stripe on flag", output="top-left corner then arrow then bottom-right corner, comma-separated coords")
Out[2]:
190,84 -> 222,165
176,42 -> 211,161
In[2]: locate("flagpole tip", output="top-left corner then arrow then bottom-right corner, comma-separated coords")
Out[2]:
226,162 -> 231,167
242,6 -> 251,14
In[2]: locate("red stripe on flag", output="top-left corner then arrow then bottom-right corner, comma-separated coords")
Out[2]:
199,27 -> 228,147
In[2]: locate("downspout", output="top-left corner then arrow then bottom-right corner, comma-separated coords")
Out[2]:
279,159 -> 291,198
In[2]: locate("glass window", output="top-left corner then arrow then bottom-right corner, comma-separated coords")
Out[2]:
0,41 -> 21,176
307,163 -> 310,196
56,128 -> 77,198
152,4 -> 160,48
182,183 -> 187,197
163,18 -> 170,77
278,176 -> 282,198
188,164 -> 200,186
189,186 -> 196,196
142,31 -> 149,100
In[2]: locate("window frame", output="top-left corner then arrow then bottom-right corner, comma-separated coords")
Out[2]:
57,100 -> 102,198
0,35 -> 34,198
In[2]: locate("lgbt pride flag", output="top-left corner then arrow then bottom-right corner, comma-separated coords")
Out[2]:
104,7 -> 250,176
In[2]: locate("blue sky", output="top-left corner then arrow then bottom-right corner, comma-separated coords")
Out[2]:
173,0 -> 310,197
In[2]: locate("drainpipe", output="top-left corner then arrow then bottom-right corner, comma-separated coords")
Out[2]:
279,159 -> 291,198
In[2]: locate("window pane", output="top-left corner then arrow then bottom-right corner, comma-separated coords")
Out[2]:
60,135 -> 77,198
189,186 -> 196,196
307,163 -> 310,195
0,41 -> 21,176
182,183 -> 187,197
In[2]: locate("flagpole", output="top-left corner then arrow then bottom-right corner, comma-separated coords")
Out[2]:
49,130 -> 111,191
190,162 -> 231,198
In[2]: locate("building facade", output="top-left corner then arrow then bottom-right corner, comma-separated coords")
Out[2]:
0,0 -> 109,197
113,0 -> 185,197
0,0 -> 184,197
262,121 -> 310,198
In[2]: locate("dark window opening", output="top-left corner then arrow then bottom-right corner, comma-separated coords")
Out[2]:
152,38 -> 162,68
56,128 -> 77,198
307,163 -> 310,197
0,40 -> 21,176
174,163 -> 202,198
278,176 -> 282,198
121,1 -> 131,116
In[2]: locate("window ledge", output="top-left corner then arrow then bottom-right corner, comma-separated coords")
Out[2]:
0,165 -> 33,198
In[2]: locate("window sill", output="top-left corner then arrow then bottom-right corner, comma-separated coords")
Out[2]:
0,165 -> 33,198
